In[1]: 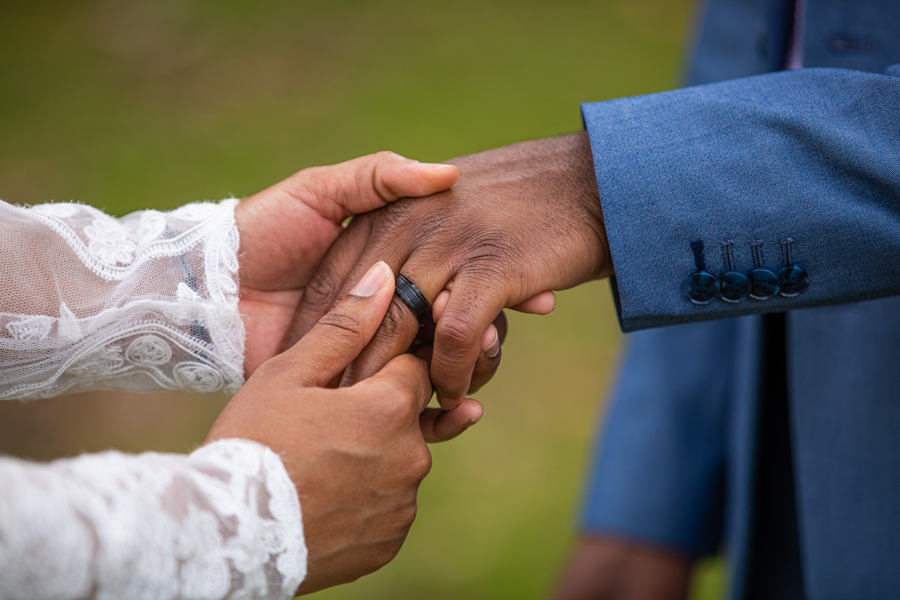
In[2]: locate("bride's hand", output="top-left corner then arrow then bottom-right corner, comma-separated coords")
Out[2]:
235,152 -> 459,376
206,261 -> 484,594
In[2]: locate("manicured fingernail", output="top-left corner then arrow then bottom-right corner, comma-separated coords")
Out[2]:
424,163 -> 455,171
350,261 -> 391,297
482,325 -> 500,358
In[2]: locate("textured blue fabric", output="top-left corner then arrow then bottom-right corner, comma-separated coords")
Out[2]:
579,1 -> 900,599
581,320 -> 735,556
583,68 -> 900,332
581,316 -> 764,577
789,298 -> 900,600
685,0 -> 771,85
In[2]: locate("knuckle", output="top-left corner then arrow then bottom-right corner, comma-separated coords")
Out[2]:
436,314 -> 480,352
410,446 -> 432,479
373,150 -> 402,163
295,167 -> 336,203
395,353 -> 429,382
466,236 -> 512,261
301,270 -> 343,312
315,311 -> 366,340
379,298 -> 416,339
381,393 -> 416,422
462,236 -> 520,276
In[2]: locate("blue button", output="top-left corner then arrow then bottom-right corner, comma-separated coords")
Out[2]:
719,270 -> 750,303
682,271 -> 719,304
777,265 -> 809,297
748,268 -> 779,300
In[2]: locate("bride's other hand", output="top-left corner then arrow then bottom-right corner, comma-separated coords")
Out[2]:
235,153 -> 459,376
206,261 -> 483,595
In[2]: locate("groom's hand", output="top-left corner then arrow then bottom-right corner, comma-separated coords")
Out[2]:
235,152 -> 459,376
283,131 -> 612,408
206,261 -> 485,595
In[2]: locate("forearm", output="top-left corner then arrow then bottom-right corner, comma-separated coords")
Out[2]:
0,199 -> 245,399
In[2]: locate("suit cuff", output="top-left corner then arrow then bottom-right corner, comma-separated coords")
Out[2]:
581,68 -> 900,332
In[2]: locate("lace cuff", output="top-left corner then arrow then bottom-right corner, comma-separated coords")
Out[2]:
0,199 -> 245,400
0,438 -> 306,600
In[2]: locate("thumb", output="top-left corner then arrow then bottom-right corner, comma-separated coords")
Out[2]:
296,152 -> 459,222
285,261 -> 395,387
374,154 -> 459,205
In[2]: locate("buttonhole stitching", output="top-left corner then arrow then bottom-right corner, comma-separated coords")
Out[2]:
780,237 -> 795,267
690,240 -> 707,272
750,239 -> 765,268
721,239 -> 736,271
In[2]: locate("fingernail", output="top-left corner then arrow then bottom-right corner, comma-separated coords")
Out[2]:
482,326 -> 500,358
467,416 -> 482,426
350,261 -> 391,297
424,163 -> 455,171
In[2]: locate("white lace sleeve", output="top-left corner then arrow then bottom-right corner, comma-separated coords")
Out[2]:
0,200 -> 308,597
0,199 -> 245,400
0,438 -> 307,600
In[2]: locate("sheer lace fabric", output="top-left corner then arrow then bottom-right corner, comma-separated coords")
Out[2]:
0,200 -> 307,598
0,199 -> 245,400
0,439 -> 307,600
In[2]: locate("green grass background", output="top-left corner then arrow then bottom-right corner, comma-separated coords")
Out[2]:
0,1 -> 724,598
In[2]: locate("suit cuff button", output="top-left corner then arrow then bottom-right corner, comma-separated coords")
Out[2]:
748,268 -> 779,299
682,271 -> 719,304
718,271 -> 750,303
777,265 -> 809,297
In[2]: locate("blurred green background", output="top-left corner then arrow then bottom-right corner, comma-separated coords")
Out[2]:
0,1 -> 724,598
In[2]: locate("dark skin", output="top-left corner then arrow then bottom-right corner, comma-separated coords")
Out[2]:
282,131 -> 612,406
232,149 -> 507,438
552,536 -> 693,600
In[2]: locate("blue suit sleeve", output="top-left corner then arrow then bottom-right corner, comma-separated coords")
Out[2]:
582,67 -> 900,332
581,320 -> 737,557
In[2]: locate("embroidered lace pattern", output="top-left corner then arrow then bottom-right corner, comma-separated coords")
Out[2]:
0,438 -> 307,600
0,199 -> 245,400
0,199 -> 308,598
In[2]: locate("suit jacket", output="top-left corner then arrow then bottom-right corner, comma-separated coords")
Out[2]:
579,1 -> 900,599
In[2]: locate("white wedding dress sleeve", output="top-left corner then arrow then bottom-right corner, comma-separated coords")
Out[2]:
0,200 -> 307,599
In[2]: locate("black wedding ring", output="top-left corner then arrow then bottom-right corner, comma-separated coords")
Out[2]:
394,274 -> 432,327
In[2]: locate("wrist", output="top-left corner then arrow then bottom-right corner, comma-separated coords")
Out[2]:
234,191 -> 339,291
568,130 -> 613,280
238,287 -> 303,377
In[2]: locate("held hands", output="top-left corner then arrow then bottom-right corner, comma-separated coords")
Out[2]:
209,133 -> 605,593
224,149 -> 511,592
206,262 -> 485,595
283,131 -> 612,408
235,152 -> 459,376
